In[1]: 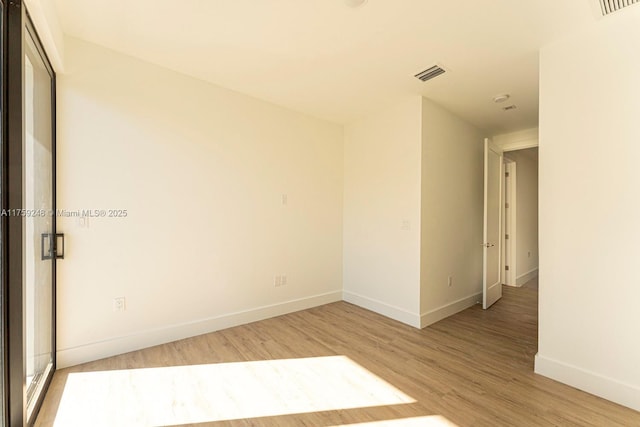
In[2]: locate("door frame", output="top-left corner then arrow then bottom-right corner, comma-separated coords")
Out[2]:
5,2 -> 26,424
503,159 -> 517,287
1,2 -> 8,424
3,2 -> 57,425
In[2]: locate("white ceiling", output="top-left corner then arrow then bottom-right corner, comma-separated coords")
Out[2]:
53,0 -> 597,134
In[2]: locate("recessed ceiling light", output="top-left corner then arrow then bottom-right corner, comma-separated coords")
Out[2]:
344,0 -> 367,8
493,94 -> 510,103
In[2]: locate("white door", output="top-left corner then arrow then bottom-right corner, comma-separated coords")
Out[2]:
483,138 -> 503,309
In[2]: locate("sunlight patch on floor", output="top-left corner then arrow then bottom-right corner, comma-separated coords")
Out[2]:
54,355 -> 415,426
333,415 -> 459,426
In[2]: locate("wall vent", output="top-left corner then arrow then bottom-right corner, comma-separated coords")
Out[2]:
414,65 -> 446,82
597,0 -> 639,16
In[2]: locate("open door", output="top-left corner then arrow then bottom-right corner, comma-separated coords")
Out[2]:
483,138 -> 503,309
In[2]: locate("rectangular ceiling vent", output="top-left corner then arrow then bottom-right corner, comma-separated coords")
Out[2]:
597,0 -> 639,16
414,65 -> 446,82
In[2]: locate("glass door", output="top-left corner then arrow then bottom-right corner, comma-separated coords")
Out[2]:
0,1 -> 5,425
3,3 -> 56,425
24,17 -> 55,421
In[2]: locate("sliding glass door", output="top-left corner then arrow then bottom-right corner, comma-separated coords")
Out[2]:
0,1 -> 5,425
3,2 -> 56,425
24,15 -> 55,422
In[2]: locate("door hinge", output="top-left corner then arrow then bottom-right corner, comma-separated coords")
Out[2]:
505,172 -> 510,178
505,202 -> 509,209
505,265 -> 510,271
505,234 -> 509,239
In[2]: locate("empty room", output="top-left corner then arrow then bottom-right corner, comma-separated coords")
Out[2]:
1,0 -> 639,425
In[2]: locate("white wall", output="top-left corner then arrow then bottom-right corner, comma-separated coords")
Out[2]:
57,37 -> 344,367
504,148 -> 538,284
343,96 -> 484,328
420,98 -> 484,326
536,7 -> 640,411
343,96 -> 423,327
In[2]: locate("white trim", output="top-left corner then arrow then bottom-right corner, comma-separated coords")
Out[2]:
503,160 -> 518,287
57,291 -> 342,368
342,291 -> 421,328
420,293 -> 482,328
493,128 -> 539,152
516,268 -> 538,287
535,353 -> 640,412
502,139 -> 538,152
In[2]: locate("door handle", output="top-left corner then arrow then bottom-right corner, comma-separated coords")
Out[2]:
41,233 -> 65,260
481,243 -> 495,248
41,233 -> 53,260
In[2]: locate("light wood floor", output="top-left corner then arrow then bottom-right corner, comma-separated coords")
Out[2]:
36,284 -> 640,426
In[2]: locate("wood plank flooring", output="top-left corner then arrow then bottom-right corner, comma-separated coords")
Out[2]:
36,285 -> 640,426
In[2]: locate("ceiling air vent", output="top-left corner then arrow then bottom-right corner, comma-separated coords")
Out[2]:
415,65 -> 446,82
597,0 -> 639,16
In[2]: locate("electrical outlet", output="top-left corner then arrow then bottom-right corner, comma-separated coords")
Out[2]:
113,297 -> 126,312
274,275 -> 288,287
401,220 -> 410,231
447,276 -> 453,287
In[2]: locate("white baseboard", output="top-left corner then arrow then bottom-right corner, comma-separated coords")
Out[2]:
420,292 -> 482,328
535,353 -> 640,412
516,268 -> 538,287
57,291 -> 342,369
342,291 -> 421,328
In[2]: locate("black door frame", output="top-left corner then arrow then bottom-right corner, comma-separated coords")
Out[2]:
1,3 -> 8,425
5,1 -> 25,425
2,1 -> 57,425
